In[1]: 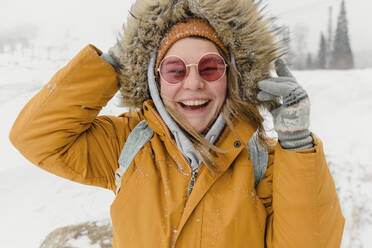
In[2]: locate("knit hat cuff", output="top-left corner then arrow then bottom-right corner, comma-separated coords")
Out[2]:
155,18 -> 230,76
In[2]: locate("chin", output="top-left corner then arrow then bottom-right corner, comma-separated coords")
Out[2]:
190,121 -> 210,134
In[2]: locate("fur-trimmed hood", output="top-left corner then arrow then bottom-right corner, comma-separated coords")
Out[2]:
116,0 -> 280,109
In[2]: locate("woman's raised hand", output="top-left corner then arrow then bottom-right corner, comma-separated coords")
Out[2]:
257,59 -> 313,150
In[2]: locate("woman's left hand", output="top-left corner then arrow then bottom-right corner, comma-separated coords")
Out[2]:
257,59 -> 313,150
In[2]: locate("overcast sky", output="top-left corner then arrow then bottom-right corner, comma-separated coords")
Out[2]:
1,0 -> 370,53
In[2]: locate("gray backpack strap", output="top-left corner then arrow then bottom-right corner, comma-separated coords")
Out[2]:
248,131 -> 269,188
115,120 -> 153,194
114,121 -> 266,193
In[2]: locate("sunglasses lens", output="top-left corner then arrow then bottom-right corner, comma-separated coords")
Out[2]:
160,57 -> 186,84
198,54 -> 226,82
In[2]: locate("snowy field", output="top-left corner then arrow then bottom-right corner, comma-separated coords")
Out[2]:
1,49 -> 371,247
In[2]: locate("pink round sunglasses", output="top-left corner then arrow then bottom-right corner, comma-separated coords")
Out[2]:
158,53 -> 228,84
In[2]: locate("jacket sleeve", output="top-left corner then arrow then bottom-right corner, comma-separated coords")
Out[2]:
9,44 -> 131,192
256,135 -> 345,247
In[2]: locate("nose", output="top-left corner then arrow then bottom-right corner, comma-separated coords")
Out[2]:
182,66 -> 205,90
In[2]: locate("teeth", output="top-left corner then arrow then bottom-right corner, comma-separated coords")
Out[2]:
181,100 -> 209,106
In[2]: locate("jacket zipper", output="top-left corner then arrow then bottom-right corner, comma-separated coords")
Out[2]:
187,168 -> 198,196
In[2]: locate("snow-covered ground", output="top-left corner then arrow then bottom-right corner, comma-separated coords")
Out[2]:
1,49 -> 371,247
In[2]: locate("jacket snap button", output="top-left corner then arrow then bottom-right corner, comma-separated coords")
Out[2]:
234,141 -> 241,148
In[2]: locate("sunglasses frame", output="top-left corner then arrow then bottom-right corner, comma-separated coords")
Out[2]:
158,52 -> 228,85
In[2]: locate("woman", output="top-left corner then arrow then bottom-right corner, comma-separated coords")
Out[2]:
9,0 -> 344,247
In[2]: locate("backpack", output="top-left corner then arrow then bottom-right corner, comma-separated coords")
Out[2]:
115,120 -> 268,194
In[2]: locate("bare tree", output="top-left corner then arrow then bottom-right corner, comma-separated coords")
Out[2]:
326,6 -> 333,68
279,25 -> 294,67
306,53 -> 314,70
292,24 -> 309,70
318,32 -> 327,69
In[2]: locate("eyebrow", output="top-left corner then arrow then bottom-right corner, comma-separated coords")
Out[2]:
200,57 -> 216,63
165,60 -> 184,65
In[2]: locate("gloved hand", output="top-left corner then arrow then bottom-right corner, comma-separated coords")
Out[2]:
100,41 -> 123,71
257,59 -> 314,150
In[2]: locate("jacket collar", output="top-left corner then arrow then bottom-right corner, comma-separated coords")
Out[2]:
143,99 -> 257,172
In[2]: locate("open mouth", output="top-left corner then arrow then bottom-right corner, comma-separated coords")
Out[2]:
179,100 -> 210,111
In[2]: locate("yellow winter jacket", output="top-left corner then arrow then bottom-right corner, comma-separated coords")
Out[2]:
9,45 -> 344,248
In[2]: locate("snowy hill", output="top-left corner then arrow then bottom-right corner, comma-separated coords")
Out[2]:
1,52 -> 371,247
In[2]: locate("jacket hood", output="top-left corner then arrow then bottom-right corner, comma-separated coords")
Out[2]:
117,0 -> 280,109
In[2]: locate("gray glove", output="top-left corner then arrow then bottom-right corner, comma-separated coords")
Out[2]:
257,59 -> 314,150
100,41 -> 122,71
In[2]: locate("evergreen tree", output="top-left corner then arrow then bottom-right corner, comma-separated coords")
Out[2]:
331,0 -> 354,69
318,32 -> 327,69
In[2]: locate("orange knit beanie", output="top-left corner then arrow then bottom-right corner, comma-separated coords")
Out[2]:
155,18 -> 230,76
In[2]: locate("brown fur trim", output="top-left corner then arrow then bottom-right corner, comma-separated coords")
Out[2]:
117,0 -> 281,109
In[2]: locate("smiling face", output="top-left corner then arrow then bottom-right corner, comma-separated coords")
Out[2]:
159,37 -> 227,133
